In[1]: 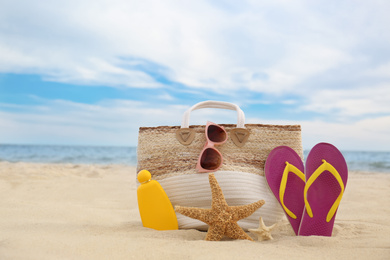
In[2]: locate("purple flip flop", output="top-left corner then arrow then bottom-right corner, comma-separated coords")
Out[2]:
298,143 -> 348,236
265,146 -> 305,235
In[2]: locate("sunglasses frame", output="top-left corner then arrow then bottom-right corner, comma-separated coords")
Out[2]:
196,121 -> 228,173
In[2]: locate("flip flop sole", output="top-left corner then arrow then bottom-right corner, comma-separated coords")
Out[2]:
265,146 -> 305,235
298,143 -> 348,236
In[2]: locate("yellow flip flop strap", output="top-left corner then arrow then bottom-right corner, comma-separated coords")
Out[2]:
279,162 -> 305,219
304,159 -> 345,222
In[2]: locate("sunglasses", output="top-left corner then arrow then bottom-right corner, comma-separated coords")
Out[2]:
196,121 -> 228,173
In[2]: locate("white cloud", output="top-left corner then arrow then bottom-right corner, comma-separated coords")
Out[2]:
246,45 -> 352,94
1,0 -> 389,93
246,115 -> 390,151
300,84 -> 390,118
365,62 -> 390,78
0,99 -> 188,146
301,116 -> 390,151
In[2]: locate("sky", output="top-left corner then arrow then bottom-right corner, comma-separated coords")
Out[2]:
0,0 -> 389,151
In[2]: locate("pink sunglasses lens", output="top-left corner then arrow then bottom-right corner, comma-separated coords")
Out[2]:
207,125 -> 226,143
200,148 -> 222,170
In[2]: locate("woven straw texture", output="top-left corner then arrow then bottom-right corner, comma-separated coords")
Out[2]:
137,124 -> 302,180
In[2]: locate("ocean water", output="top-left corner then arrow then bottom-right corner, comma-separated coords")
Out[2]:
303,150 -> 390,173
0,144 -> 389,173
0,144 -> 137,165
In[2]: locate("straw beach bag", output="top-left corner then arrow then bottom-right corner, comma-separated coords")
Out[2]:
137,101 -> 303,231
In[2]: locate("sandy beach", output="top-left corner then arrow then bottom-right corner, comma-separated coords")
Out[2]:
0,162 -> 389,260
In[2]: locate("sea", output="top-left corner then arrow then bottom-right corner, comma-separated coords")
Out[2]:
0,144 -> 389,173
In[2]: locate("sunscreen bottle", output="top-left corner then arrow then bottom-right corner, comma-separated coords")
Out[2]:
137,170 -> 178,230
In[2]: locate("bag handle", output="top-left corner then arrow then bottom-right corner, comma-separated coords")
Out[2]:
181,100 -> 246,128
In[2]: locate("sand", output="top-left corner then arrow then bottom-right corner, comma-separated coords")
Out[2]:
0,162 -> 389,260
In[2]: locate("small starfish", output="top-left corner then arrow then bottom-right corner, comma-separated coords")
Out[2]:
248,217 -> 276,241
175,173 -> 265,241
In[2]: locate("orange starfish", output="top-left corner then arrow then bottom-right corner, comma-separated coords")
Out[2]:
175,173 -> 265,241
